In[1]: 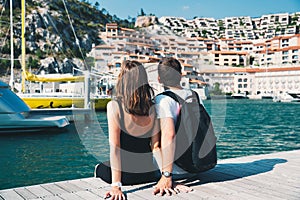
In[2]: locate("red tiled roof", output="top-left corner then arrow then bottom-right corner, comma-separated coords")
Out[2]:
202,66 -> 300,73
211,51 -> 248,55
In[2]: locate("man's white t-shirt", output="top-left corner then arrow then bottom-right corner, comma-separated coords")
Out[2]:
154,89 -> 204,175
155,89 -> 204,121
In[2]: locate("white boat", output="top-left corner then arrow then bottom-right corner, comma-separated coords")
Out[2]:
273,92 -> 300,103
231,92 -> 249,99
0,81 -> 69,133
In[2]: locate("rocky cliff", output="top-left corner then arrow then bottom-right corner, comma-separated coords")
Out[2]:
0,0 -> 132,75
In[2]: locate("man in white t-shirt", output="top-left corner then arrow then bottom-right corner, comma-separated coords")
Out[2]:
153,57 -> 196,196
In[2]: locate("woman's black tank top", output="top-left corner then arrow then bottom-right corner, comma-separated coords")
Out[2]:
116,100 -> 156,173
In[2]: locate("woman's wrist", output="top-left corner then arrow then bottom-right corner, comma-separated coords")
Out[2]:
111,182 -> 122,188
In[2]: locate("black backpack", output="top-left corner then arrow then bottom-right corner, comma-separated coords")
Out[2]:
160,90 -> 217,173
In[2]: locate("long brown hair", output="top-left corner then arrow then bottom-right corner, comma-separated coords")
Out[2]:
116,60 -> 154,116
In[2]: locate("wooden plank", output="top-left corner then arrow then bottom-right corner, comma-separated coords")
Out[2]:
238,168 -> 300,198
34,196 -> 63,200
68,179 -> 99,190
54,181 -> 84,193
24,185 -> 53,198
13,188 -> 37,199
88,188 -> 107,199
80,178 -> 107,189
0,190 -> 24,200
40,183 -> 69,196
59,193 -> 84,200
121,183 -> 158,200
74,191 -> 101,199
228,178 -> 295,200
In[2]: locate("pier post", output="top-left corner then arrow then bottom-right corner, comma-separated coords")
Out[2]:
84,70 -> 91,109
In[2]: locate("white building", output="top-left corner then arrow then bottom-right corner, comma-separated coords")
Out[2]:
201,67 -> 300,97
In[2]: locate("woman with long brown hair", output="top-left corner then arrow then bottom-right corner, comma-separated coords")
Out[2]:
95,60 -> 160,199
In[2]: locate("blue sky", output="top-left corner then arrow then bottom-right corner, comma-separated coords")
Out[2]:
88,0 -> 300,20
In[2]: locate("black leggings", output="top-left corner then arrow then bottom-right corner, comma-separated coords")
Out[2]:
95,161 -> 160,185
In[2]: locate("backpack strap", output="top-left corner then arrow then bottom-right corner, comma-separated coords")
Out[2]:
160,90 -> 198,105
160,91 -> 185,105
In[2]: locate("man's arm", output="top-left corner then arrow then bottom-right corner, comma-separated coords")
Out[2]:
153,117 -> 176,196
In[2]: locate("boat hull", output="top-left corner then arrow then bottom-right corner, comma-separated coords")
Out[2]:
21,97 -> 111,110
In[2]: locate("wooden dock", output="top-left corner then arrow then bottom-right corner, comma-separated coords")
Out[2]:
1,150 -> 299,200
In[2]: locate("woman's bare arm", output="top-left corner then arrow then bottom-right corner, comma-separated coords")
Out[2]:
105,101 -> 125,199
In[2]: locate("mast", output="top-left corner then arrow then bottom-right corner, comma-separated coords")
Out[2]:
21,0 -> 26,93
9,0 -> 14,89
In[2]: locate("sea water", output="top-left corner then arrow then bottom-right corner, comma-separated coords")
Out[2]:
0,99 -> 299,190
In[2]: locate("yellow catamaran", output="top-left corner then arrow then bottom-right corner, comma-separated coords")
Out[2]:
16,0 -> 111,110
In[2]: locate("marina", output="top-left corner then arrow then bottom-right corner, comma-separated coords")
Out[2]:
0,1 -> 299,199
0,150 -> 299,199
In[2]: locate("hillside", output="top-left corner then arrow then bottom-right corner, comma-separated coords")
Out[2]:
0,0 -> 134,76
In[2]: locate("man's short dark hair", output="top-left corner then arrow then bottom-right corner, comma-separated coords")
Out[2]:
158,57 -> 182,87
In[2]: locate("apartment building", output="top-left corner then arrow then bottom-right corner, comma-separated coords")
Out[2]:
212,51 -> 249,66
158,12 -> 300,40
202,67 -> 300,97
90,23 -> 157,71
253,34 -> 300,66
90,20 -> 299,74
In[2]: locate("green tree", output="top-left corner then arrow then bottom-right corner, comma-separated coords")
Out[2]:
94,2 -> 100,10
140,8 -> 145,16
36,49 -> 44,59
211,82 -> 223,95
27,56 -> 39,69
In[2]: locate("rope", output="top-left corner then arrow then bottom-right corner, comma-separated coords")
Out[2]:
40,12 -> 73,59
61,0 -> 88,70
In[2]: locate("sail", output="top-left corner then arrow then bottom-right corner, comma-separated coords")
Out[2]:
25,71 -> 85,82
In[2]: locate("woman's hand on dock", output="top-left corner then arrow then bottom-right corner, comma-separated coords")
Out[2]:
104,186 -> 126,200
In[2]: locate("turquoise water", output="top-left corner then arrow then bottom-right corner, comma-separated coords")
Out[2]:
0,99 -> 299,190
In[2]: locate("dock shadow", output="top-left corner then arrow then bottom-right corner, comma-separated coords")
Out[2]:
122,158 -> 287,195
182,158 -> 287,186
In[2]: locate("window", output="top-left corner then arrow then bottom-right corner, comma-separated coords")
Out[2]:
238,84 -> 243,88
283,51 -> 288,55
282,56 -> 288,60
238,78 -> 242,82
282,39 -> 289,43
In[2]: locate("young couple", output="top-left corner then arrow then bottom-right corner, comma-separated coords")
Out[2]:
95,57 -> 198,199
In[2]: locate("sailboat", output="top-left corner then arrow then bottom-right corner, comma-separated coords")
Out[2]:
0,1 -> 69,133
12,0 -> 112,110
